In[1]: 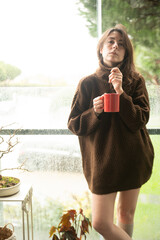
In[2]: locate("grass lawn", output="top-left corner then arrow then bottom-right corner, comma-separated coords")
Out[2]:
134,203 -> 160,240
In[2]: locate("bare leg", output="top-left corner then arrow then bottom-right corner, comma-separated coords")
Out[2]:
91,193 -> 132,240
116,188 -> 140,237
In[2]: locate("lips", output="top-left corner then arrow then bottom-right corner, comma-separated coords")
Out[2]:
110,52 -> 118,55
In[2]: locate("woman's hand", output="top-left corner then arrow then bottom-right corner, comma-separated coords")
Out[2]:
93,95 -> 104,114
109,67 -> 124,95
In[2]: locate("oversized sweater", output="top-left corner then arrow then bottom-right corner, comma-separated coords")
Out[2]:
68,65 -> 154,194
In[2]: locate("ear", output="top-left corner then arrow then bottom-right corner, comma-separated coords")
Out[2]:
100,47 -> 103,54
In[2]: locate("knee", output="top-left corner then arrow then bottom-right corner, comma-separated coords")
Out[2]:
92,218 -> 113,236
92,219 -> 104,233
117,206 -> 135,224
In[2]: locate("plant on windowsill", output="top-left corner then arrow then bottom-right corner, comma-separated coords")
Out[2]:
49,209 -> 92,240
0,125 -> 28,197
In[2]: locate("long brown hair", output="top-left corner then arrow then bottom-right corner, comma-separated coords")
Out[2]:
97,24 -> 137,79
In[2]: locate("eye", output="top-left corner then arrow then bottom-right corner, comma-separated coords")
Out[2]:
107,40 -> 114,44
118,43 -> 124,47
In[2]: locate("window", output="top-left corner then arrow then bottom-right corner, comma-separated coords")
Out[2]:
0,1 -> 160,240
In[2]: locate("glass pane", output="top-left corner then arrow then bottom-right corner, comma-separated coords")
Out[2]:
0,86 -> 160,129
0,87 -> 75,128
0,135 -> 160,240
134,135 -> 160,240
0,135 -> 100,239
0,0 -> 160,240
0,0 -> 97,87
147,84 -> 160,128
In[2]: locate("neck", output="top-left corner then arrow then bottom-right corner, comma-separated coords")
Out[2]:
96,60 -> 123,78
102,60 -> 122,69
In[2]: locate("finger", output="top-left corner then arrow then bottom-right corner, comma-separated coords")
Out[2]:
93,97 -> 104,110
93,94 -> 105,103
109,74 -> 122,80
93,103 -> 104,113
109,76 -> 122,83
93,98 -> 100,105
111,67 -> 121,73
93,100 -> 103,108
93,95 -> 102,102
94,104 -> 103,110
109,71 -> 122,77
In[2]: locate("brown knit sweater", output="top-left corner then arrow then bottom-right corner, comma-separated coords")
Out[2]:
68,65 -> 154,194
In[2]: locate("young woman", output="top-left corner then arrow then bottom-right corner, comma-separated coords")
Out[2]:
68,24 -> 154,240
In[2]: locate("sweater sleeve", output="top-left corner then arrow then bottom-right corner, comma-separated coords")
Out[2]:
67,79 -> 101,136
119,76 -> 150,132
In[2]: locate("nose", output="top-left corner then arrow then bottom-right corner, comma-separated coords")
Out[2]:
113,41 -> 118,49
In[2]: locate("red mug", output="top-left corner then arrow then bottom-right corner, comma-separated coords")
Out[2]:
101,93 -> 120,112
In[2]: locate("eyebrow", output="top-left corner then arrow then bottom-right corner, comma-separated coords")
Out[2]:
107,37 -> 123,42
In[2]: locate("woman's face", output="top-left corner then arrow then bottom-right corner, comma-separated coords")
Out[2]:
100,31 -> 125,67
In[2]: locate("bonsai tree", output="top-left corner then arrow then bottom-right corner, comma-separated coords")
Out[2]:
49,209 -> 92,240
0,125 -> 27,188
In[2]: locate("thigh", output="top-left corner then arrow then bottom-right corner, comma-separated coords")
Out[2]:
117,188 -> 140,224
92,192 -> 117,224
117,188 -> 140,210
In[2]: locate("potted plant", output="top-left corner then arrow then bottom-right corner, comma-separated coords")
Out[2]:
0,125 -> 27,197
49,209 -> 92,240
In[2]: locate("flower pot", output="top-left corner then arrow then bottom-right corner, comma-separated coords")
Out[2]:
0,177 -> 20,197
0,223 -> 16,240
